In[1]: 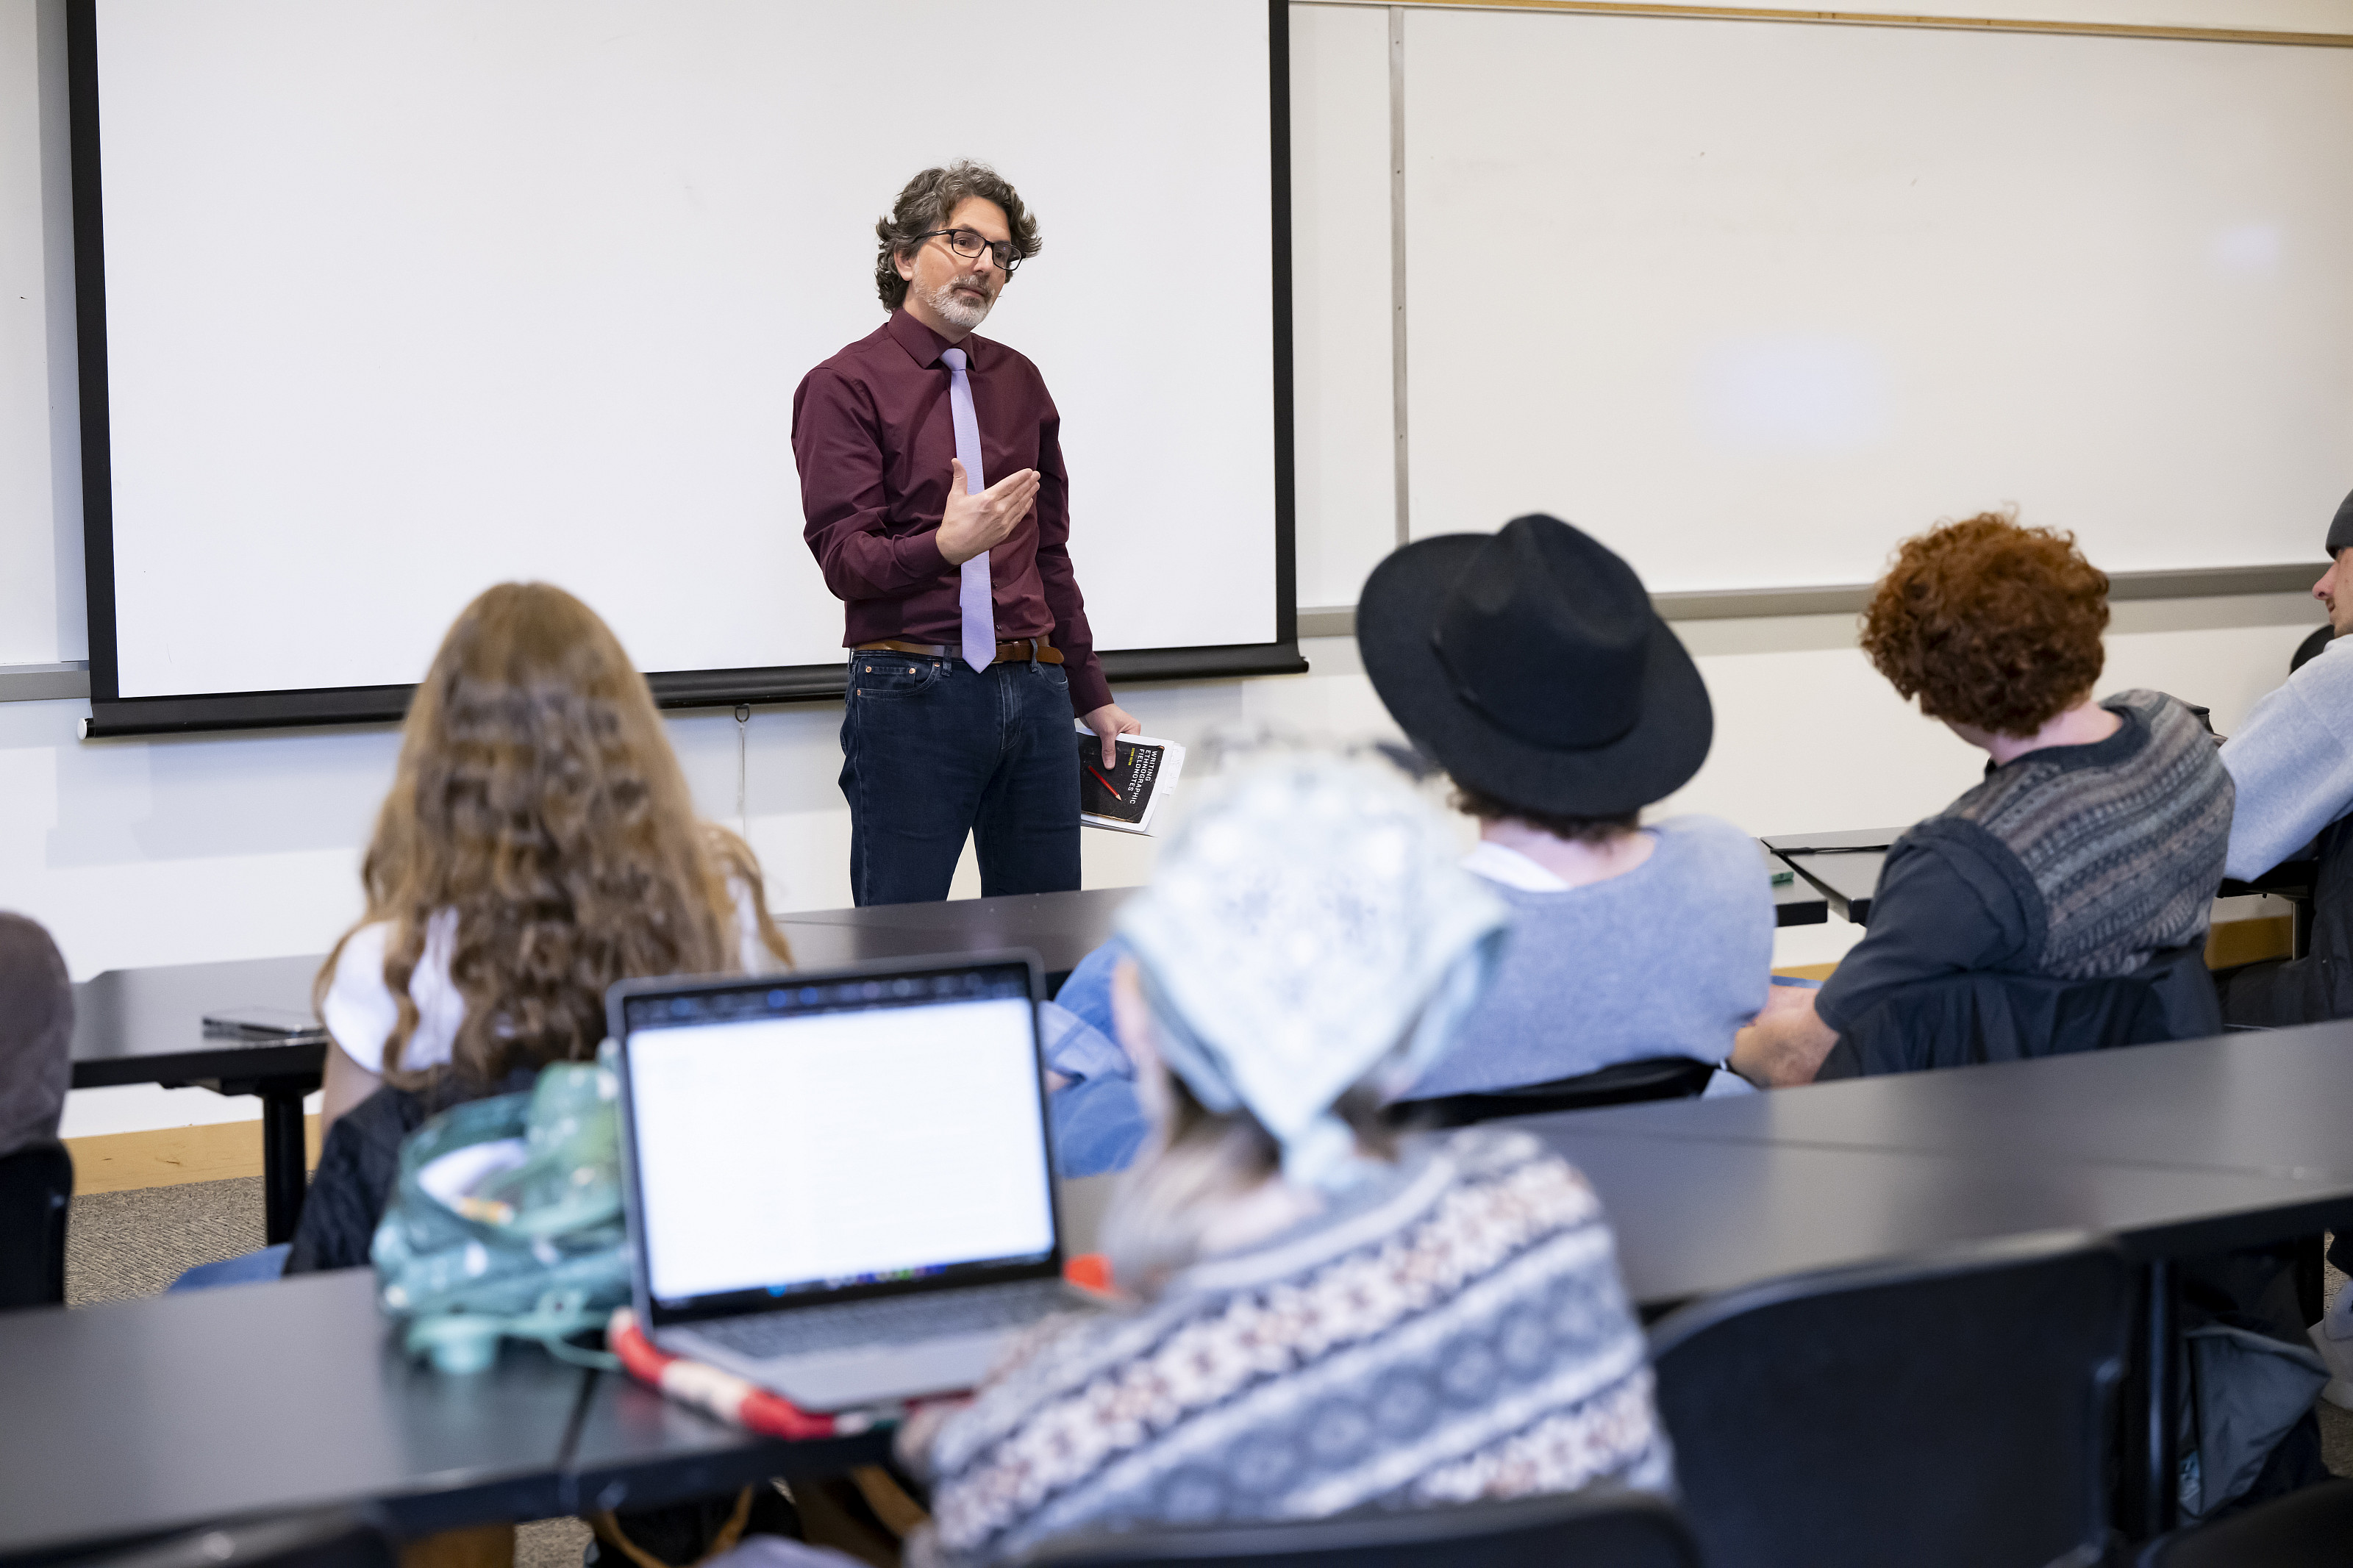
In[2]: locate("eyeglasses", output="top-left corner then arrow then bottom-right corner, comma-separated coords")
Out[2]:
916,228 -> 1024,276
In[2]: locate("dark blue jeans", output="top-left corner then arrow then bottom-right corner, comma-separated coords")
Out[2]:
839,651 -> 1082,906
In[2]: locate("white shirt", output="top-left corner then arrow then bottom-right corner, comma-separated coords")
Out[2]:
1459,839 -> 1577,892
322,880 -> 777,1075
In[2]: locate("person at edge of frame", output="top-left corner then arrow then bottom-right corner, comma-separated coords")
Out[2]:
2213,487 -> 2353,1415
2213,486 -> 2353,1030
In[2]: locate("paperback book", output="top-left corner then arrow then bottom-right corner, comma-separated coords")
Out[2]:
1076,730 -> 1186,835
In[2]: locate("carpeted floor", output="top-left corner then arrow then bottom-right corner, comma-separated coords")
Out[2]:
66,1175 -> 270,1305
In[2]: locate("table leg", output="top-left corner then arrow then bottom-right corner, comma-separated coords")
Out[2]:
261,1082 -> 311,1245
2296,1234 -> 2327,1328
2139,1260 -> 2179,1540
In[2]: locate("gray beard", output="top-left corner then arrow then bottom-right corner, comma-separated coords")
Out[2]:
921,276 -> 992,332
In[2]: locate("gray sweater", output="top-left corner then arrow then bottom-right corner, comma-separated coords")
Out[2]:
2221,637 -> 2353,881
1407,815 -> 1773,1097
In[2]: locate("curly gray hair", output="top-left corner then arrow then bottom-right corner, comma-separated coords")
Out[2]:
873,160 -> 1042,311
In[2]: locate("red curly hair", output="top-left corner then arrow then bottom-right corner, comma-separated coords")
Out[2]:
1860,512 -> 2110,738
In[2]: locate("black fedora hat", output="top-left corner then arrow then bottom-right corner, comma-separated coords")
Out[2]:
1357,515 -> 1713,817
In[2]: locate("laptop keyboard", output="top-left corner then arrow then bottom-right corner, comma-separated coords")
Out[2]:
688,1278 -> 1078,1358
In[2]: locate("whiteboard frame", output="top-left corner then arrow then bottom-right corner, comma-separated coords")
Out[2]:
66,0 -> 1304,738
1296,0 -> 2353,51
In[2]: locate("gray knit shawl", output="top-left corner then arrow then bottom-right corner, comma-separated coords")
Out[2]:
1909,690 -> 2232,980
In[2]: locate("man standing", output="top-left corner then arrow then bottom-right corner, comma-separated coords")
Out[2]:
795,162 -> 1138,906
2213,487 -> 2353,1025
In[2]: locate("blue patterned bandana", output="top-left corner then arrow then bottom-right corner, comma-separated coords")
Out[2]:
1115,755 -> 1510,1189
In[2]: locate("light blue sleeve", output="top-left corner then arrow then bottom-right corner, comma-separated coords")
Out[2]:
1050,937 -> 1125,1042
2221,646 -> 2353,879
1038,1000 -> 1131,1084
1039,995 -> 1147,1177
1050,1076 -> 1149,1177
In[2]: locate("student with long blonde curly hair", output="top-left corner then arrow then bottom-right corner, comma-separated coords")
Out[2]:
287,583 -> 790,1272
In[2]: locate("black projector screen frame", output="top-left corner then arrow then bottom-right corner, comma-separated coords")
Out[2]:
68,0 -> 1303,738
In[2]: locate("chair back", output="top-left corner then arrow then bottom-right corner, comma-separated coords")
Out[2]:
0,1140 -> 72,1309
1816,942 -> 2220,1079
1389,1055 -> 1716,1129
71,1511 -> 393,1568
1650,1231 -> 2128,1568
1017,1489 -> 1702,1567
2140,1476 -> 2353,1567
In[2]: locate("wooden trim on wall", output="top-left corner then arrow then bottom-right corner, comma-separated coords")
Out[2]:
1293,0 -> 2353,49
66,1115 -> 321,1195
1294,562 -> 2324,638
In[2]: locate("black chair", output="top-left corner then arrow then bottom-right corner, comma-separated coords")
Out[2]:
1650,1231 -> 2129,1568
0,1139 -> 72,1309
2290,624 -> 2334,674
1815,941 -> 2221,1079
71,1512 -> 394,1568
1388,1055 -> 1717,1128
1017,1489 -> 1702,1567
2139,1476 -> 2353,1567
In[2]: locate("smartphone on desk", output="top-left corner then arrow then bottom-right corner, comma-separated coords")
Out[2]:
201,1005 -> 328,1042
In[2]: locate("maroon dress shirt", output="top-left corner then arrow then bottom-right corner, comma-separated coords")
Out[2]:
793,309 -> 1112,716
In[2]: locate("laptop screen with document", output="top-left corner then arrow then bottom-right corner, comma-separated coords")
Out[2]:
613,957 -> 1059,1326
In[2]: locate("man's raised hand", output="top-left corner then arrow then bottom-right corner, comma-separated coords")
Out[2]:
938,459 -> 1040,566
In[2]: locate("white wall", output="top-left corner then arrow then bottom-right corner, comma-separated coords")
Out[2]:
1288,2 -> 1396,609
1,0 -> 2334,1136
0,0 -> 82,665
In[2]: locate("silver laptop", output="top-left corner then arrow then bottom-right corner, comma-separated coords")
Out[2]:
608,952 -> 1090,1411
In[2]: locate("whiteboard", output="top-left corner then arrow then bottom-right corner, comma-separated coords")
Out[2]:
1403,8 -> 2353,593
89,0 -> 1278,704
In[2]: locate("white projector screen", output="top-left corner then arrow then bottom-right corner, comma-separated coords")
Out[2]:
1402,8 -> 2353,594
75,0 -> 1293,733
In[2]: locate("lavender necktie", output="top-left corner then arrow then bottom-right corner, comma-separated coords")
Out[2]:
941,347 -> 995,674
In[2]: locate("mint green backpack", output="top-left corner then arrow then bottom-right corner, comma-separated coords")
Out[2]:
372,1056 -> 632,1373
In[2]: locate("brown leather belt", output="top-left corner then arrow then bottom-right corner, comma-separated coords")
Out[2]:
854,637 -> 1064,666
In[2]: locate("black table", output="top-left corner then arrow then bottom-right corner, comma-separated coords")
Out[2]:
71,953 -> 329,1242
2221,859 -> 2318,902
2218,858 -> 2318,959
1764,847 -> 1827,927
1768,829 -> 2321,941
771,854 -> 1827,979
65,892 -> 1143,1245
1576,1021 -> 2353,1183
0,1169 -> 1121,1560
68,856 -> 1817,1248
18,1050 -> 2352,1553
774,887 -> 1138,989
546,1103 -> 2353,1547
1541,1118 -> 2353,1311
555,1173 -> 1122,1515
560,1368 -> 889,1521
0,1270 -> 583,1562
1762,828 -> 1901,925
1552,1028 -> 2353,1536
